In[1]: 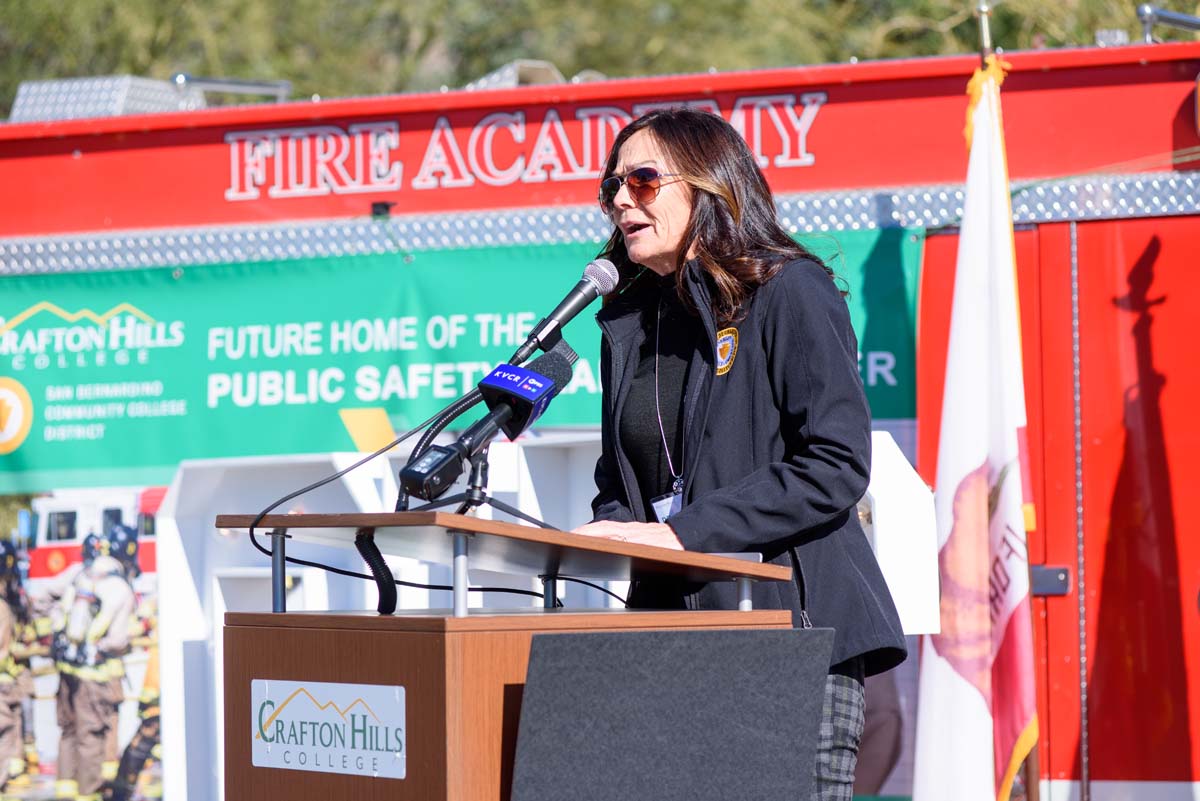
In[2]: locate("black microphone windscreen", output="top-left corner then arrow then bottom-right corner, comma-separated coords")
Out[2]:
540,337 -> 578,367
525,347 -> 576,395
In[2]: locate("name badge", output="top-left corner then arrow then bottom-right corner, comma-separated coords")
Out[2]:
650,488 -> 683,524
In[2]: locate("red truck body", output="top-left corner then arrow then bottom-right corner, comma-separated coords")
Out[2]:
2,41 -> 1199,797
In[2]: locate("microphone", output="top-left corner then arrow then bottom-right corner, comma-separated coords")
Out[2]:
399,342 -> 578,500
459,342 -> 577,451
509,259 -> 619,365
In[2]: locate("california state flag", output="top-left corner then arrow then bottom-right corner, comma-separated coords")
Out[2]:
912,57 -> 1039,801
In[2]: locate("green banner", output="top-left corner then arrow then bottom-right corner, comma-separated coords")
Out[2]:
806,228 -> 920,422
0,231 -> 921,492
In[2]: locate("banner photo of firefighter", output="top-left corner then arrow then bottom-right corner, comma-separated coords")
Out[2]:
3,487 -> 162,801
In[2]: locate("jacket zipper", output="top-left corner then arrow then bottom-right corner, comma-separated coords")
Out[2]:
788,548 -> 813,629
681,373 -> 710,500
681,277 -> 717,502
598,318 -> 640,523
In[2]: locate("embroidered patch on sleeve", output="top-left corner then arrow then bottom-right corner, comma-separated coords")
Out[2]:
715,327 -> 738,376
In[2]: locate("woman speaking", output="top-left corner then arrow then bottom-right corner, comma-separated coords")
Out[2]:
573,108 -> 906,799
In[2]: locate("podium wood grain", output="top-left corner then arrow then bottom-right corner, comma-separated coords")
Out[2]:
225,609 -> 790,801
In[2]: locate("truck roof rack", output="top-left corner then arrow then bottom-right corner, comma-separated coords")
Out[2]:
1137,3 -> 1200,42
169,73 -> 291,103
462,60 -> 605,91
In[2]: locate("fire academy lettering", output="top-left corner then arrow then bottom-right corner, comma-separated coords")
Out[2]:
226,122 -> 403,201
224,93 -> 826,201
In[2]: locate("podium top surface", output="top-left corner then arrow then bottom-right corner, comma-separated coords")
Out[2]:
225,607 -> 793,632
215,511 -> 791,584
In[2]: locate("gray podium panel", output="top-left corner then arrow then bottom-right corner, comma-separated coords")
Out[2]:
512,628 -> 835,801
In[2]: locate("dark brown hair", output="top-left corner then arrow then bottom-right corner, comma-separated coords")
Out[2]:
598,107 -> 830,324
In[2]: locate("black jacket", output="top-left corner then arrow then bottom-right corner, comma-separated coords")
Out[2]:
592,258 -> 907,676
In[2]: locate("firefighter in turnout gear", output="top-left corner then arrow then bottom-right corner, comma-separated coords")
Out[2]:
103,524 -> 142,789
52,526 -> 135,801
38,533 -> 100,639
0,539 -> 26,795
104,638 -> 158,801
0,537 -> 45,795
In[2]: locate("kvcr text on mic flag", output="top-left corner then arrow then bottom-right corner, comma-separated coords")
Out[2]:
912,56 -> 1039,801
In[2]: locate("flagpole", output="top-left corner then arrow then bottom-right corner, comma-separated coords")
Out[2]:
913,16 -> 1041,801
976,0 -> 994,65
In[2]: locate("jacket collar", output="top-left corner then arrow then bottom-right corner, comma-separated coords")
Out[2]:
596,260 -> 717,346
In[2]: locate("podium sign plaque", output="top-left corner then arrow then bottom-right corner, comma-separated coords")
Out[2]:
249,679 -> 407,779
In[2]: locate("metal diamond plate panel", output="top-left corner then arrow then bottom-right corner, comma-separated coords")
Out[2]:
2,172 -> 1198,274
8,76 -> 205,122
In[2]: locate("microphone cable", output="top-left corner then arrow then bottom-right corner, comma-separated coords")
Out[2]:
543,575 -> 628,606
394,387 -> 483,511
246,398 -> 550,602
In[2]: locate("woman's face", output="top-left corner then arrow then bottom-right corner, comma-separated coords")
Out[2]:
607,129 -> 693,276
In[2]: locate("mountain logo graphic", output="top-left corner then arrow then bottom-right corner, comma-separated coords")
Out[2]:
0,301 -> 154,334
255,687 -> 382,740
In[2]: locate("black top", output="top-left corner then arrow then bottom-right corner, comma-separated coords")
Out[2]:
618,276 -> 699,515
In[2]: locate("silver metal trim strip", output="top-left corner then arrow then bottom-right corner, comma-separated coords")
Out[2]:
3,171 -> 1199,275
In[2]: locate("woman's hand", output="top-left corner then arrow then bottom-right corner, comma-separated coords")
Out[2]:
572,521 -> 684,550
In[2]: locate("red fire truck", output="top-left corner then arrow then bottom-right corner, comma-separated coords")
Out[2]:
27,486 -> 162,583
1,37 -> 1198,799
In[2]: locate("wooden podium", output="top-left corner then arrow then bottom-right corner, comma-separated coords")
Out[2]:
219,512 -> 792,801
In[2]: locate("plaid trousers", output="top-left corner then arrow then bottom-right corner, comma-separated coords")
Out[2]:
810,672 -> 866,801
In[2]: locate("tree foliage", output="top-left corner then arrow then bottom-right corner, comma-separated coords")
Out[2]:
0,495 -> 33,540
1,0 -> 1198,116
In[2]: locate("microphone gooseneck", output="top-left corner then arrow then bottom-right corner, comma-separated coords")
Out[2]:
403,258 -> 616,492
398,342 -> 578,501
509,258 -> 619,365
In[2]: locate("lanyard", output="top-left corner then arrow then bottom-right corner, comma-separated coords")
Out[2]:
654,297 -> 685,496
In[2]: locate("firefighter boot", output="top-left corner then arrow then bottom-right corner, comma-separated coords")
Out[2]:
23,737 -> 38,773
141,742 -> 163,798
107,725 -> 157,801
3,756 -> 25,789
54,778 -> 79,800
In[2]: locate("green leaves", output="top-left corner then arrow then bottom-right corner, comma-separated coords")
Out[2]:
2,0 -> 1198,117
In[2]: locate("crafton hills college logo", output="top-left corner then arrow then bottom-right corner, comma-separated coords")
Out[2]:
0,377 -> 33,455
250,679 -> 406,779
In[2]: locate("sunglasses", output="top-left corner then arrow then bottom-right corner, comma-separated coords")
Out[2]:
598,167 -> 683,214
